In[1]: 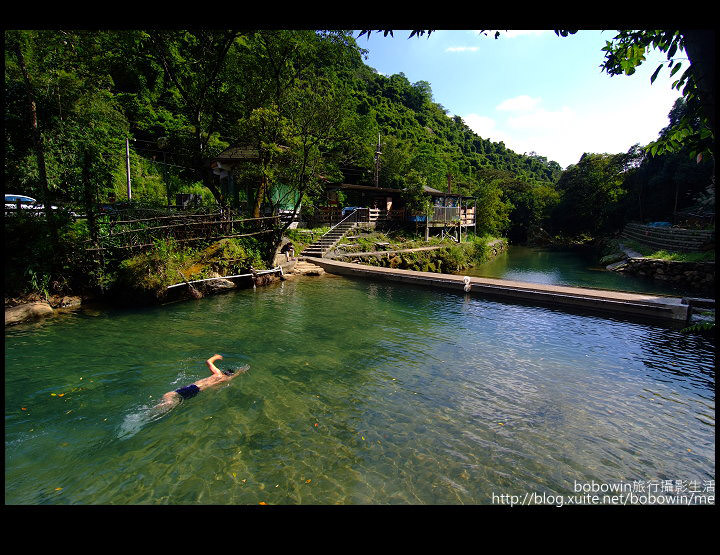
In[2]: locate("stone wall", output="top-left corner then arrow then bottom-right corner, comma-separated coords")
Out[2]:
622,223 -> 714,252
618,258 -> 715,293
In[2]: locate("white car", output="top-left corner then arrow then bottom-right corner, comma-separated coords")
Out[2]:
5,194 -> 61,214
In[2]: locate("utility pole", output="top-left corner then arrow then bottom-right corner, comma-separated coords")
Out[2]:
373,134 -> 382,187
125,137 -> 132,201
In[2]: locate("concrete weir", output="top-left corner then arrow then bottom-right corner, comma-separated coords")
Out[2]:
304,257 -> 691,323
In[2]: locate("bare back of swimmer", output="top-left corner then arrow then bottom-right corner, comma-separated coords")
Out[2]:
153,354 -> 248,412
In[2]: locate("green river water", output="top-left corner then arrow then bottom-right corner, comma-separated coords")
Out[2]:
462,245 -> 705,297
5,267 -> 715,504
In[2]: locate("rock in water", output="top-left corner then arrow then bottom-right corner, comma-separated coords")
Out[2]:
5,302 -> 54,326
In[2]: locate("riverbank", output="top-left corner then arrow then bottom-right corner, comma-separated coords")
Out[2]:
5,254 -> 327,328
329,232 -> 507,274
600,239 -> 715,295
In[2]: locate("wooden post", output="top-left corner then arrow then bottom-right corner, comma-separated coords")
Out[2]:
473,198 -> 477,234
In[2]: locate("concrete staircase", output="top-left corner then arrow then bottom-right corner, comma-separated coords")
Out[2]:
300,209 -> 360,258
621,222 -> 714,252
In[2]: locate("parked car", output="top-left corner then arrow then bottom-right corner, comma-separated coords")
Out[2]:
5,194 -> 76,217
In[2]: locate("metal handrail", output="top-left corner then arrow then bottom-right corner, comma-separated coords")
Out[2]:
328,208 -> 360,233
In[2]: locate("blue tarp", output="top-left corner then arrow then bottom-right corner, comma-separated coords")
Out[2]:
648,222 -> 671,228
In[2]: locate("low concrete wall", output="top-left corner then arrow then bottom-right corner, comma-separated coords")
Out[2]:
305,257 -> 690,322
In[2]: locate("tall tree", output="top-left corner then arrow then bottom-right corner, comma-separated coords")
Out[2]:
144,30 -> 241,207
6,31 -> 60,255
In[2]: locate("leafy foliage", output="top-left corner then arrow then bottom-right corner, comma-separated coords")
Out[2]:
5,28 -> 714,301
599,29 -> 714,160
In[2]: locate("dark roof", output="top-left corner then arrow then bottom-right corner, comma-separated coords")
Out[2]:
212,145 -> 261,162
328,184 -> 405,195
328,183 -> 473,198
209,144 -> 290,165
423,185 -> 472,199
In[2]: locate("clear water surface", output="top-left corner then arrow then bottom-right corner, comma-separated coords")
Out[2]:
5,275 -> 714,504
462,245 -> 703,297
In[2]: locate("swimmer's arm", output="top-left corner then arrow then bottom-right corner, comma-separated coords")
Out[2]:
206,354 -> 224,376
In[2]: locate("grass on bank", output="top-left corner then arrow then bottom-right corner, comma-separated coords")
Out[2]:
621,239 -> 715,262
114,237 -> 267,301
332,229 -> 506,273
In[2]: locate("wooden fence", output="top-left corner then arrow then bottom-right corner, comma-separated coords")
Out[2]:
84,209 -> 280,252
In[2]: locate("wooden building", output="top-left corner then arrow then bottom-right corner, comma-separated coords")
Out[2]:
317,183 -> 476,240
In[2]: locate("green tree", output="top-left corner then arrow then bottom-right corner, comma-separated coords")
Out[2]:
550,152 -> 628,236
142,29 -> 241,206
401,169 -> 431,217
600,29 -> 714,160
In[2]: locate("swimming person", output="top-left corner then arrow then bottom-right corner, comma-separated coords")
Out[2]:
152,354 -> 249,413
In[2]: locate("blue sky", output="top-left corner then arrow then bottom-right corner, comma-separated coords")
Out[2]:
356,30 -> 683,169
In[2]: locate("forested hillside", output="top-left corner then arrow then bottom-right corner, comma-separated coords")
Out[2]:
4,29 -> 714,299
5,30 -> 562,238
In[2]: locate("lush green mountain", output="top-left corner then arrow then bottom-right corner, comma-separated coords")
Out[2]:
6,29 -> 710,249
346,67 -> 563,193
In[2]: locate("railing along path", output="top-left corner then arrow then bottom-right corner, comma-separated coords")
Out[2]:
84,209 -> 280,252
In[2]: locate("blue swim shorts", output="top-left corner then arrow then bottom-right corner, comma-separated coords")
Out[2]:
175,384 -> 200,400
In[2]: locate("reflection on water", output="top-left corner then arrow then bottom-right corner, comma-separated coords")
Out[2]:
5,275 -> 714,504
463,246 -> 700,296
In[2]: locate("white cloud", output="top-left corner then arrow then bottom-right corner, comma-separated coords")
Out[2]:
464,95 -> 680,169
496,95 -> 542,112
506,106 -> 575,129
463,114 -> 513,144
